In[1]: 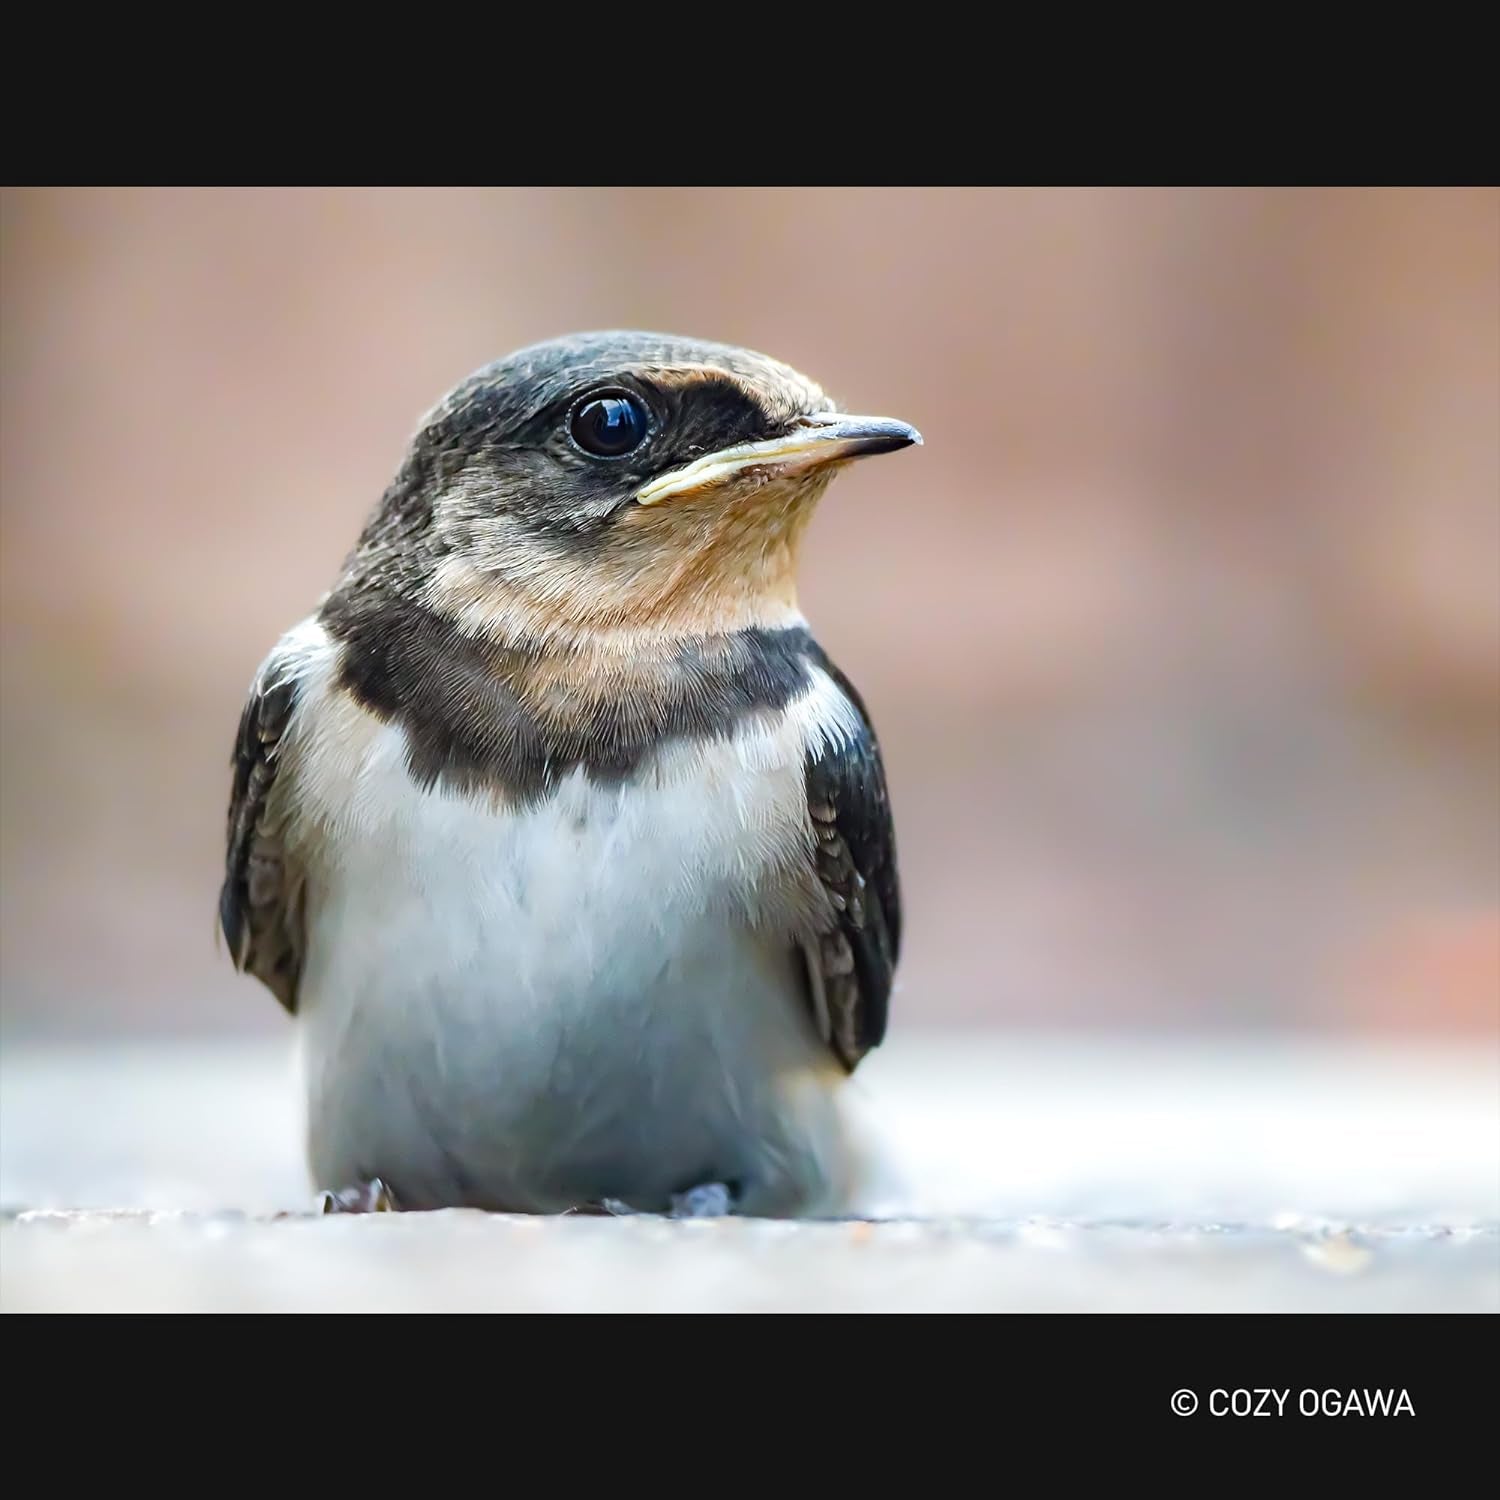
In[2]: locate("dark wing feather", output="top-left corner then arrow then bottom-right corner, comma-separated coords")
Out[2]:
802,652 -> 901,1072
220,649 -> 307,1014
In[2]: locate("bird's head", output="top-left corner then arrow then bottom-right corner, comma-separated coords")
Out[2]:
352,332 -> 920,647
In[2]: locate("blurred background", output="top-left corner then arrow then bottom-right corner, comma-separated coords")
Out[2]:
1,187 -> 1496,1047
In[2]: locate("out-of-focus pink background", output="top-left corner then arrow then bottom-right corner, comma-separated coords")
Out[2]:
2,187 -> 1496,1041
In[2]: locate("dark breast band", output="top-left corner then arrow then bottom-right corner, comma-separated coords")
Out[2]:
320,584 -> 818,804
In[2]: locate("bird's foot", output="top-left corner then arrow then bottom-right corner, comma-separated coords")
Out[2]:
568,1182 -> 738,1219
561,1197 -> 637,1217
669,1181 -> 736,1219
318,1178 -> 400,1214
568,1197 -> 652,1217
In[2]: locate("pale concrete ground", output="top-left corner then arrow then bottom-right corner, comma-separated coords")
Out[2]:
2,1033 -> 1496,1312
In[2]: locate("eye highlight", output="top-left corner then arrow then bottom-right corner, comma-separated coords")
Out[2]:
569,392 -> 651,458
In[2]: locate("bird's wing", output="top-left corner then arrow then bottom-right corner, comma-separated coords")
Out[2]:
800,655 -> 902,1073
219,636 -> 312,1014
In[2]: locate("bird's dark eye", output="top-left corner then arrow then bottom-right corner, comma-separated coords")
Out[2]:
569,393 -> 650,458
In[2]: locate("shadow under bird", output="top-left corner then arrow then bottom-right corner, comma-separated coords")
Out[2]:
220,331 -> 921,1218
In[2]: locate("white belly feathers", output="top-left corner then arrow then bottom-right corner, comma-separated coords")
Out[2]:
263,618 -> 867,1215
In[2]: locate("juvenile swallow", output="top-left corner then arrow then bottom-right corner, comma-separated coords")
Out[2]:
220,332 -> 919,1218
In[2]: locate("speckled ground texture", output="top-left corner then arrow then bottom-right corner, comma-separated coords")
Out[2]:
3,1034 -> 1496,1312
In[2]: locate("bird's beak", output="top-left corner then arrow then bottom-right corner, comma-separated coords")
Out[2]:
636,412 -> 922,507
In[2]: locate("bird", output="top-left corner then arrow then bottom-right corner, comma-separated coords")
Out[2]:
219,331 -> 920,1219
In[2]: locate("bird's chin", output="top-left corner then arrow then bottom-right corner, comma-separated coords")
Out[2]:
426,524 -> 811,650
